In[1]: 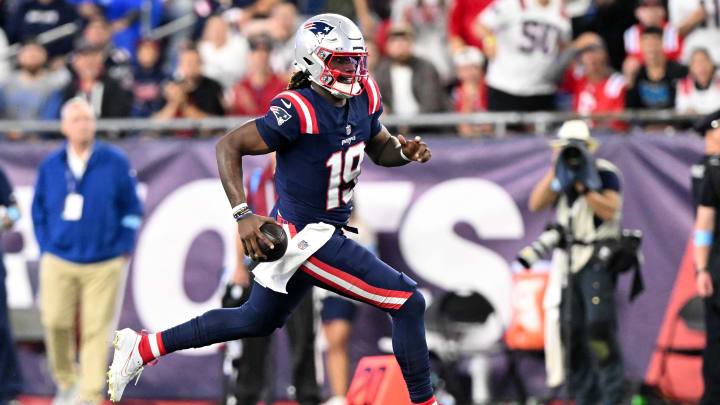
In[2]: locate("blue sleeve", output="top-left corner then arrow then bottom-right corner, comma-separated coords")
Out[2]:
370,102 -> 384,138
599,170 -> 621,192
254,97 -> 302,151
0,168 -> 13,206
31,165 -> 48,252
115,154 -> 143,254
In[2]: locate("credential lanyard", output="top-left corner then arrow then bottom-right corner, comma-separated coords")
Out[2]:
65,167 -> 80,195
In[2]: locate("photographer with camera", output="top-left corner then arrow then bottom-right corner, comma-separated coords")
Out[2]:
693,110 -> 720,405
528,120 -> 625,405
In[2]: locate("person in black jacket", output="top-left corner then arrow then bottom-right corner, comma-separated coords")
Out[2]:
373,23 -> 450,134
152,45 -> 224,122
60,41 -> 133,119
693,110 -> 720,405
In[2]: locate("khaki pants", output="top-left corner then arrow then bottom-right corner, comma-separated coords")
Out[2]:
40,253 -> 126,404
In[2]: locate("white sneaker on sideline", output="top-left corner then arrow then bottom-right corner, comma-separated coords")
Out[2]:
323,396 -> 346,405
51,383 -> 77,405
107,328 -> 144,402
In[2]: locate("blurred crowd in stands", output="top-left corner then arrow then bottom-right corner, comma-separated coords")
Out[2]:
0,0 -> 717,139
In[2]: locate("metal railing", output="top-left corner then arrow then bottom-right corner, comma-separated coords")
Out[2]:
0,109 -> 704,138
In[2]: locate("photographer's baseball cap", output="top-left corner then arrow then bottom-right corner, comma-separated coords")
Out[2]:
550,120 -> 599,152
694,110 -> 720,135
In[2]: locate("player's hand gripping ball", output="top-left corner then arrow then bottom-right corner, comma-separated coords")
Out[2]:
257,223 -> 288,262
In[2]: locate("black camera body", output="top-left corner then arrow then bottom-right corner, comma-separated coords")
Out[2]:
555,140 -> 601,193
592,229 -> 643,274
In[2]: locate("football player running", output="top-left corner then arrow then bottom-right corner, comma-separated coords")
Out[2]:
107,13 -> 438,405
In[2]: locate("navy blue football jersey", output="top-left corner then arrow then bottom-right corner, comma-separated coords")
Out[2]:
255,77 -> 383,227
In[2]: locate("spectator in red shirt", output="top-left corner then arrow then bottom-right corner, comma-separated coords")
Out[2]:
562,33 -> 627,131
623,0 -> 682,82
227,34 -> 286,117
450,46 -> 491,136
447,0 -> 494,54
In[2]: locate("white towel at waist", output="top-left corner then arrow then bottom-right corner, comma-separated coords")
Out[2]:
252,221 -> 336,293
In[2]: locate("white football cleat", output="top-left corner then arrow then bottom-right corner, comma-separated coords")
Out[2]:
107,328 -> 145,402
322,396 -> 347,405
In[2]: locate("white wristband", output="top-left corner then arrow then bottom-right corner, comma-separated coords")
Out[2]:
232,203 -> 249,215
399,148 -> 412,162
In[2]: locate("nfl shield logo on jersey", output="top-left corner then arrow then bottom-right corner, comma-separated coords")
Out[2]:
270,106 -> 292,126
297,240 -> 309,250
304,21 -> 335,41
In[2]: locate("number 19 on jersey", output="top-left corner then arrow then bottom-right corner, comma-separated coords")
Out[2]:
326,142 -> 366,210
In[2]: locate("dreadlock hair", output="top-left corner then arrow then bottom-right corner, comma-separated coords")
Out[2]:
288,70 -> 312,90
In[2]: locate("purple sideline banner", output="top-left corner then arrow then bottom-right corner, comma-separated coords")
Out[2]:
0,133 -> 705,399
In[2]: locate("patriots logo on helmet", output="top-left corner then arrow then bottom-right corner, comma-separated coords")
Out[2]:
304,21 -> 335,42
270,106 -> 292,126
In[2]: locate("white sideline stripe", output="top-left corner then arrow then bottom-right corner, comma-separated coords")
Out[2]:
302,260 -> 408,306
279,91 -> 314,133
149,333 -> 161,358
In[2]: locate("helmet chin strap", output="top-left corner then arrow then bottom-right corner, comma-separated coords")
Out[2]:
330,82 -> 356,99
309,75 -> 358,99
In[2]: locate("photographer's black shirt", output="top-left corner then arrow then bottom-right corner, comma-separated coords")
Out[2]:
699,156 -> 720,277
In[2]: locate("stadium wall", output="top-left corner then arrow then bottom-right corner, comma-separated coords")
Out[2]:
0,133 -> 706,400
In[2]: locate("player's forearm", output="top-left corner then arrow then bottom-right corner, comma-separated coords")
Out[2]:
216,129 -> 249,207
372,135 -> 411,167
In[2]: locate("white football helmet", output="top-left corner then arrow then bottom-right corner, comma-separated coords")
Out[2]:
294,13 -> 368,98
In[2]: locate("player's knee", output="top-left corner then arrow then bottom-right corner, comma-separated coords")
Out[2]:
395,290 -> 426,318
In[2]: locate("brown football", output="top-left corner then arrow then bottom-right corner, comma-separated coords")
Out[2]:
257,223 -> 288,262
